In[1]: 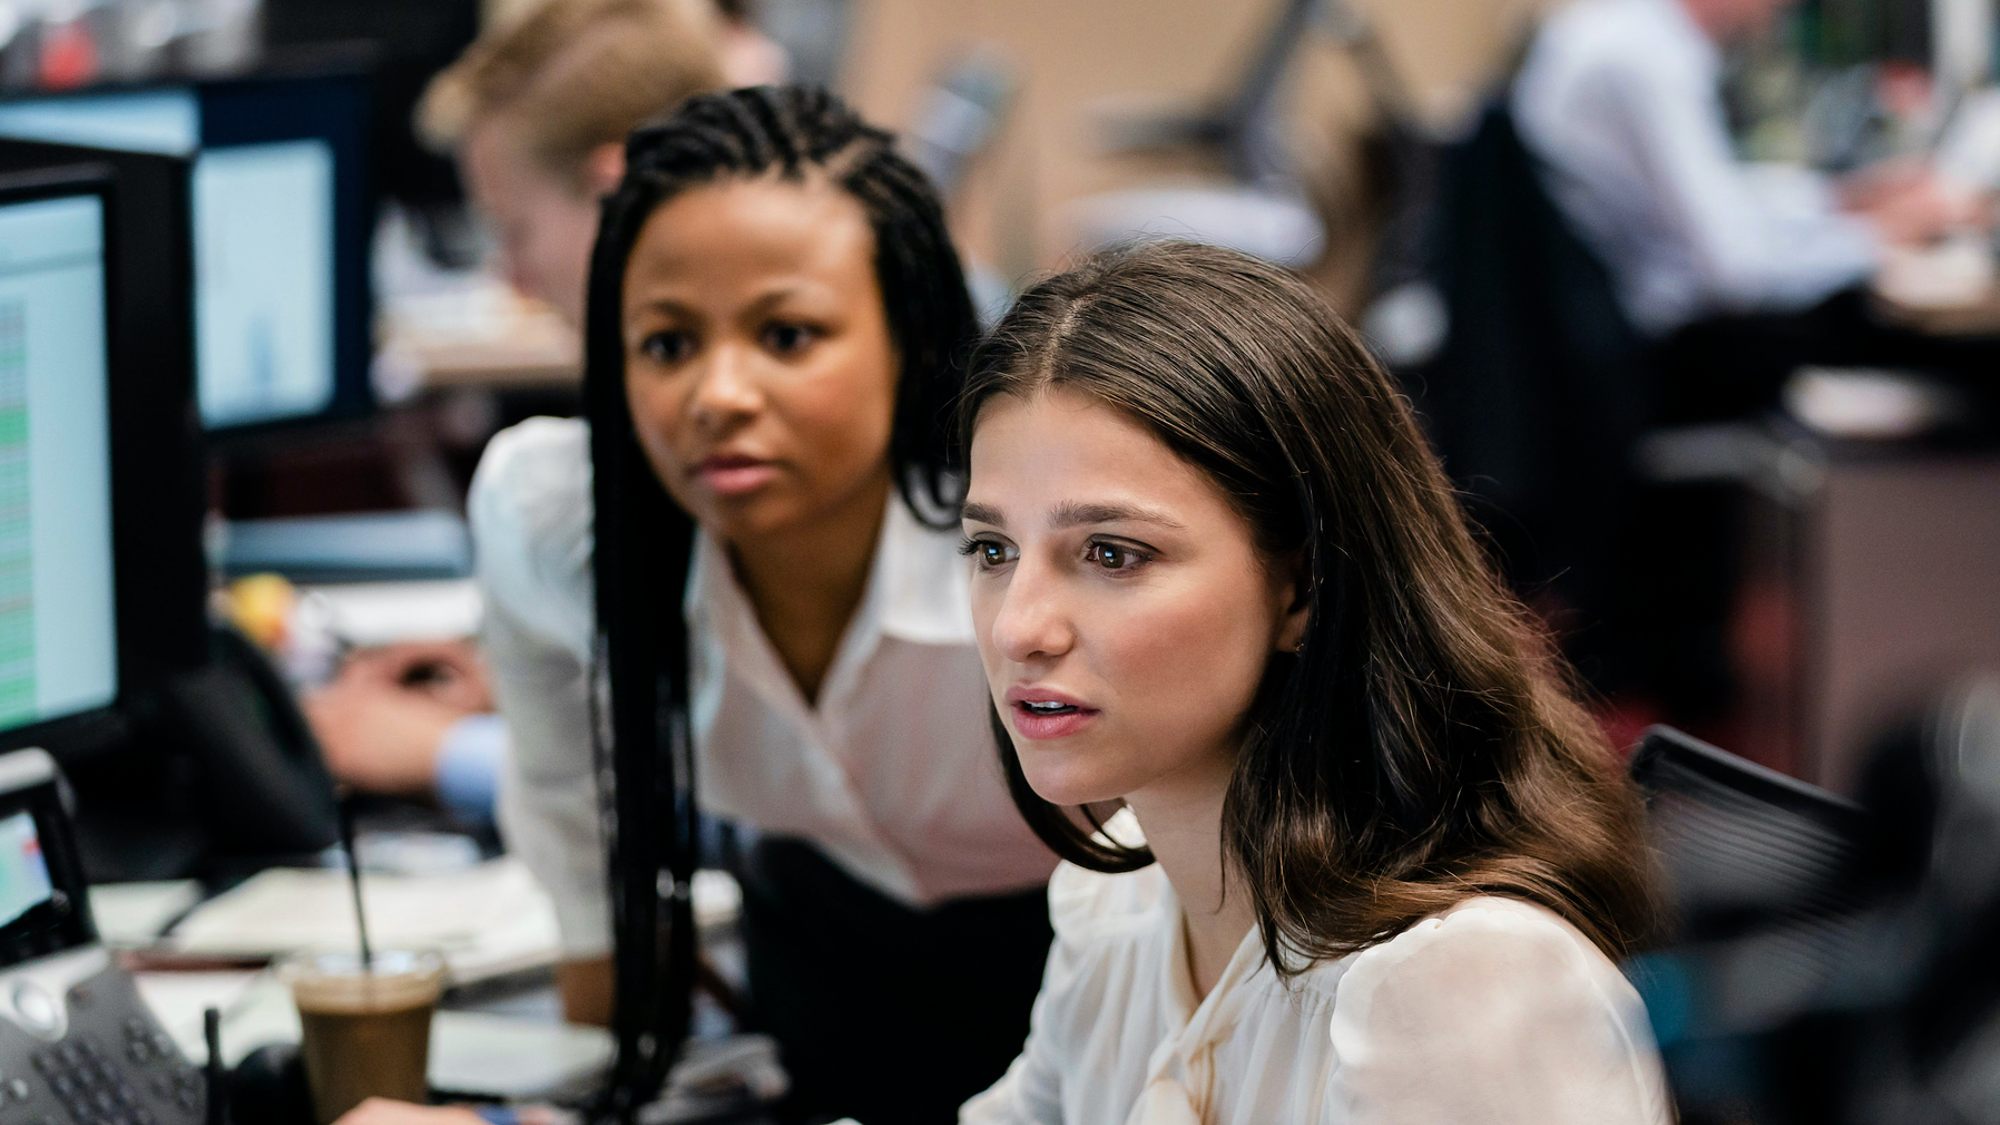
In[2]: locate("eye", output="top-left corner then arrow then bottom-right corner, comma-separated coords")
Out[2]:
637,330 -> 694,366
958,536 -> 1017,570
1085,539 -> 1150,573
762,322 -> 818,356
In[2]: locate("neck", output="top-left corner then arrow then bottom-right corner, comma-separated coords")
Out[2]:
1127,759 -> 1257,1002
728,471 -> 892,701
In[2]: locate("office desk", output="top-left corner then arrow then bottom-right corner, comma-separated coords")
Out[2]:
1731,421 -> 2000,791
1874,238 -> 2000,336
98,862 -> 762,1115
376,284 -> 580,398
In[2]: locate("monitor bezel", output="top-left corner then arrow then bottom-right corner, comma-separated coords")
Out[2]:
0,62 -> 377,438
0,171 -> 131,752
0,751 -> 96,965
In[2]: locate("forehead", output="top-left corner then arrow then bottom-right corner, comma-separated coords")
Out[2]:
966,389 -> 1232,523
623,175 -> 878,298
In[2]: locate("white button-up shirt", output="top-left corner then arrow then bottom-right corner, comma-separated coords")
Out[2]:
1514,0 -> 1879,335
470,417 -> 1054,956
961,814 -> 1671,1124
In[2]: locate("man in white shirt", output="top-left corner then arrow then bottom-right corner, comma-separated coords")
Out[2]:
1517,0 -> 1967,334
1515,0 -> 1996,417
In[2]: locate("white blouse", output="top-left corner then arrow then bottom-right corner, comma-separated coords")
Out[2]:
961,814 -> 1673,1124
468,417 -> 1055,955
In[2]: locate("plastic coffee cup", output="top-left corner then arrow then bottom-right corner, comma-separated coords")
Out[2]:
279,949 -> 445,1124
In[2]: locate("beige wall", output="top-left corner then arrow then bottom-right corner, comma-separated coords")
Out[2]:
841,0 -> 1556,308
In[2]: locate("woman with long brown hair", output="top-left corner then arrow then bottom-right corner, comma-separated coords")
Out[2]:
955,241 -> 1670,1122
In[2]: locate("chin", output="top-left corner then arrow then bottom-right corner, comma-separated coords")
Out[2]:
1015,743 -> 1131,810
701,491 -> 807,543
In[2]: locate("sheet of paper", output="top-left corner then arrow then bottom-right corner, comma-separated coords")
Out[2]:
164,858 -> 560,984
90,880 -> 204,946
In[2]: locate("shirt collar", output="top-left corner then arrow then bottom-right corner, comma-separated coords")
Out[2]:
686,490 -> 976,649
869,491 -> 977,646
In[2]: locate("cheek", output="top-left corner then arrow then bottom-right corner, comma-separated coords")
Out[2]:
623,377 -> 699,510
771,347 -> 898,489
1098,570 -> 1275,750
967,579 -> 1004,681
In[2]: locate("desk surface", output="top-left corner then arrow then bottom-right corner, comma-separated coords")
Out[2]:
1874,239 -> 2000,336
376,283 -> 580,397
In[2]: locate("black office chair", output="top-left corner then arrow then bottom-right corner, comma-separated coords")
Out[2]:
1626,727 -> 1884,1123
1632,726 -> 1870,939
1388,93 -> 1656,686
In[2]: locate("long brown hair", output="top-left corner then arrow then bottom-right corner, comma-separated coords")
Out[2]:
960,241 -> 1658,970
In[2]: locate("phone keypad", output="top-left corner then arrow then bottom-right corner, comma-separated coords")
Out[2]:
26,1029 -> 199,1124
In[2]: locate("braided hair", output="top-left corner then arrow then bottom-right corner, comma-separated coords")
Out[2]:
581,86 -> 980,1118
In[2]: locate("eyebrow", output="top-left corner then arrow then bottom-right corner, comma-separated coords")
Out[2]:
1051,500 -> 1187,531
961,501 -> 1004,526
959,500 -> 1187,531
626,284 -> 816,320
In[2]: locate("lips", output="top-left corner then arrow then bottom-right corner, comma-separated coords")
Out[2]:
691,453 -> 779,497
1004,685 -> 1100,740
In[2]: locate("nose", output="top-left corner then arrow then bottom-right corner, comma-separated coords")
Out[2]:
988,555 -> 1076,666
684,342 -> 763,438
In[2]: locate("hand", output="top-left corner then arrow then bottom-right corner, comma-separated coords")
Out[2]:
1841,162 -> 1990,247
305,641 -> 494,798
332,1100 -> 486,1125
340,641 -> 495,712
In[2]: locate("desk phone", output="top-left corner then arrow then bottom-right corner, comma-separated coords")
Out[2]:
0,749 -> 205,1124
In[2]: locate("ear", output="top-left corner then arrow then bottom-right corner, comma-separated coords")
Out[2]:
1271,550 -> 1311,654
583,142 -> 626,197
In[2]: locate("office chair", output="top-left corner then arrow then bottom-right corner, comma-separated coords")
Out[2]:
1628,726 -> 1887,1124
1631,726 -> 1870,945
901,49 -> 1016,202
1069,0 -> 1407,267
1385,92 -> 1656,688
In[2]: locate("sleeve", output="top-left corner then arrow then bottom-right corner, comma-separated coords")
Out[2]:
1596,58 -> 1878,315
434,713 -> 507,827
957,865 -> 1102,1124
1325,902 -> 1672,1125
470,419 -> 612,959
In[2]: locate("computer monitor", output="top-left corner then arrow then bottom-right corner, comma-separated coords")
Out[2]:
0,140 -> 208,701
0,150 -> 230,880
0,69 -> 373,432
0,177 -> 121,735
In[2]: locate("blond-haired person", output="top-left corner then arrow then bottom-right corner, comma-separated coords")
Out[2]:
309,1 -> 727,1049
420,0 -> 725,325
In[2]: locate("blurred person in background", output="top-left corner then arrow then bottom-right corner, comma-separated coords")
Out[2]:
713,0 -> 790,86
307,640 -> 501,822
420,0 -> 727,327
306,0 -> 727,815
1515,0 -> 1996,418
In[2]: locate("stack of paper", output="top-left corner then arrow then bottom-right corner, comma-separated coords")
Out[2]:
164,858 -> 560,984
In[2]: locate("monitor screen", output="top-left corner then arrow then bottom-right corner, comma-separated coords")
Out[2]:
0,193 -> 118,730
0,753 -> 93,962
0,81 -> 356,429
0,811 -> 53,930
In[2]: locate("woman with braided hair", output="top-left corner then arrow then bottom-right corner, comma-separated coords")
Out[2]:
458,85 -> 1055,1124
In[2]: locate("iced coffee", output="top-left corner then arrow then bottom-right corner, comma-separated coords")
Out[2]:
281,949 -> 445,1124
